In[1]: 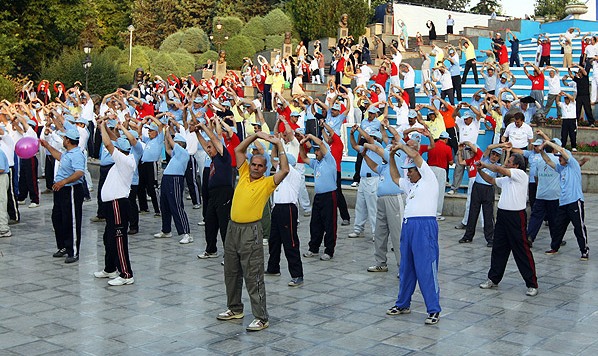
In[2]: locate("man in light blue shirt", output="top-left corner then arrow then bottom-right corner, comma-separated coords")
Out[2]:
348,126 -> 383,239
527,139 -> 560,246
539,134 -> 589,260
139,121 -> 164,216
299,135 -> 337,261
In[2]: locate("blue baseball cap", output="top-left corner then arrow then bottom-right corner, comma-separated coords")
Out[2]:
75,117 -> 87,124
491,147 -> 503,155
370,131 -> 382,140
128,130 -> 139,139
439,131 -> 450,139
368,106 -> 380,114
532,139 -> 544,146
331,103 -> 342,111
461,111 -> 473,119
290,111 -> 301,117
64,114 -> 76,123
193,97 -> 203,104
107,120 -> 117,128
173,133 -> 187,143
148,123 -> 159,131
408,109 -> 418,118
551,138 -> 562,146
58,129 -> 80,140
115,137 -> 131,152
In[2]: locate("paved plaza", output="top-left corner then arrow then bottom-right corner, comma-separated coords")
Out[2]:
1,190 -> 598,355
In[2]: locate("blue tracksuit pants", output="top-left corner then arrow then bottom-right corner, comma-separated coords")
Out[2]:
395,216 -> 441,314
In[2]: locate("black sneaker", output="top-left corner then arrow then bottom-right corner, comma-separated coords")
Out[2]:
561,240 -> 567,246
458,237 -> 472,243
65,256 -> 79,264
386,305 -> 410,315
53,248 -> 67,257
128,229 -> 138,235
581,250 -> 589,261
486,241 -> 493,248
425,312 -> 440,325
264,271 -> 281,276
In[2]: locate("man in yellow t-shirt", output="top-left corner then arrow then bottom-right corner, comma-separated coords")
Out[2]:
216,132 -> 289,332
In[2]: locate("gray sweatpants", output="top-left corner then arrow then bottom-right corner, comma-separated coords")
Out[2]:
224,220 -> 268,322
373,195 -> 404,268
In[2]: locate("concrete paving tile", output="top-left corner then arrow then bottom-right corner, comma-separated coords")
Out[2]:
6,340 -> 62,356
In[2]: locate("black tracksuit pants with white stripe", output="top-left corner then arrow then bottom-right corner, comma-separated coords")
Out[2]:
18,156 -> 39,204
7,166 -> 19,221
160,175 -> 190,235
488,209 -> 538,288
128,185 -> 139,231
102,198 -> 133,279
184,156 -> 200,205
138,161 -> 160,214
96,164 -> 113,218
551,200 -> 589,253
267,203 -> 303,278
52,183 -> 84,258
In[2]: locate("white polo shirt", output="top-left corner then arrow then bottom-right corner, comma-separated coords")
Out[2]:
399,161 -> 439,218
456,116 -> 480,144
273,165 -> 301,205
558,101 -> 576,119
402,67 -> 415,89
496,168 -> 528,211
502,122 -> 533,149
546,75 -> 561,95
101,149 -> 136,202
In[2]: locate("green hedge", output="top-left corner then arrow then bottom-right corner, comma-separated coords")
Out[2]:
0,76 -> 15,101
116,46 -> 151,86
149,52 -> 177,78
265,35 -> 284,50
180,27 -> 210,54
223,35 -> 256,69
170,50 -> 196,76
212,16 -> 244,40
160,32 -> 185,52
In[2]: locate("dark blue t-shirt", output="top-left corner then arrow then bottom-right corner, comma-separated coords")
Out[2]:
208,147 -> 233,189
509,39 -> 519,54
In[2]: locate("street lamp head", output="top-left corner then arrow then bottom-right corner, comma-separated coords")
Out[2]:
128,25 -> 135,32
224,36 -> 229,40
83,42 -> 93,54
216,20 -> 222,31
83,58 -> 92,69
209,35 -> 214,40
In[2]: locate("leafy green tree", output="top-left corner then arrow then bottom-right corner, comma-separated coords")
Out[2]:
223,35 -> 257,69
91,0 -> 134,48
170,50 -> 196,75
241,17 -> 267,52
180,28 -> 210,54
265,35 -> 284,50
132,0 -> 188,48
534,0 -> 569,19
286,0 -> 368,40
160,32 -> 186,52
470,0 -> 502,15
178,0 -> 218,31
215,0 -> 273,21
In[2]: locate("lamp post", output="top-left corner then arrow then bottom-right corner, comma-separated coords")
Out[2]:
83,42 -> 93,92
128,25 -> 135,66
210,20 -> 228,53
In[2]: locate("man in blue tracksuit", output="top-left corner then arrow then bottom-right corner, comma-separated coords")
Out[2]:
153,133 -> 192,244
386,141 -> 441,325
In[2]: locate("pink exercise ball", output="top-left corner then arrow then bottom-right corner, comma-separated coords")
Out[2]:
15,137 -> 39,159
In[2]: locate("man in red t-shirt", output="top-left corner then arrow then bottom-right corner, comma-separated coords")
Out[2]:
523,62 -> 545,109
221,119 -> 241,183
321,120 -> 350,225
420,131 -> 454,220
539,36 -> 551,67
372,65 -> 389,88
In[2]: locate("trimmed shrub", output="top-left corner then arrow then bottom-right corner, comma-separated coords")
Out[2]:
181,27 -> 210,54
160,31 -> 185,52
40,50 -> 119,97
116,46 -> 151,87
0,76 -> 15,101
197,50 -> 219,66
170,50 -> 196,76
212,16 -> 244,40
262,9 -> 292,36
222,35 -> 256,69
265,35 -> 284,50
102,46 -> 122,61
149,52 -> 177,78
246,36 -> 266,52
241,16 -> 266,39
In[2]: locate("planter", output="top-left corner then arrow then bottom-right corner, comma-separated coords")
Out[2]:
565,2 -> 588,19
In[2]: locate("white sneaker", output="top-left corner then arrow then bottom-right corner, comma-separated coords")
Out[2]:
179,234 -> 194,244
197,251 -> 219,259
303,251 -> 317,258
350,182 -> 359,187
320,253 -> 332,261
572,148 -> 578,152
479,279 -> 497,289
526,287 -> 538,296
186,195 -> 191,200
153,231 -> 172,238
108,276 -> 134,286
0,230 -> 12,238
94,270 -> 119,278
436,216 -> 445,221
303,211 -> 311,217
197,221 -> 205,226
28,203 -> 39,208
193,204 -> 201,209
447,189 -> 455,195
263,239 -> 268,246
348,232 -> 364,238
